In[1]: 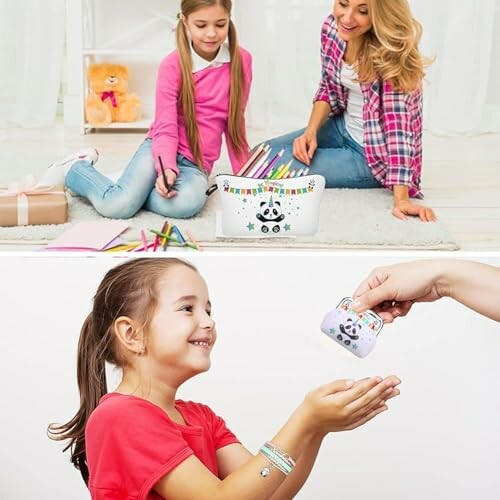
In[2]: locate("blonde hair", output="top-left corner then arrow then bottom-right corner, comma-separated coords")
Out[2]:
176,0 -> 248,168
353,0 -> 432,93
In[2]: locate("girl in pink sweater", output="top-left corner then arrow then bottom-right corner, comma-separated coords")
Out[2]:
45,0 -> 252,219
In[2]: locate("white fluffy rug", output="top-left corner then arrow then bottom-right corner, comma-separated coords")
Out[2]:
0,188 -> 459,249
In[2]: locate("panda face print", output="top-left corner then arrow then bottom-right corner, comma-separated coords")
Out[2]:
320,297 -> 384,358
256,200 -> 285,223
256,198 -> 286,233
264,206 -> 280,219
339,318 -> 361,339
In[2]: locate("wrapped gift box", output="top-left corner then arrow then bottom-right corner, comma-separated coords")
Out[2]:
0,186 -> 68,227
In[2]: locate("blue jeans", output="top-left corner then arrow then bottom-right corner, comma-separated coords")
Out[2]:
66,139 -> 208,219
266,115 -> 381,189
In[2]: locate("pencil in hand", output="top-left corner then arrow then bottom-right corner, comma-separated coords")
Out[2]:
158,156 -> 170,194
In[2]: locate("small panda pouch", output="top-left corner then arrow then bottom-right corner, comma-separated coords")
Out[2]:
215,174 -> 325,237
321,297 -> 384,359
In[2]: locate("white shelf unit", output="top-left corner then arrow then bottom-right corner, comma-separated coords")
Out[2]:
74,0 -> 178,133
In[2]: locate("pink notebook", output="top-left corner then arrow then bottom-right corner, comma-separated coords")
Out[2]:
45,221 -> 129,251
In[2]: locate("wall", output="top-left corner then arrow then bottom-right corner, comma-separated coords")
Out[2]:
64,0 -> 500,133
1,254 -> 500,499
234,0 -> 500,133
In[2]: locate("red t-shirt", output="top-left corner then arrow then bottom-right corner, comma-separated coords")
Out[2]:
85,393 -> 240,499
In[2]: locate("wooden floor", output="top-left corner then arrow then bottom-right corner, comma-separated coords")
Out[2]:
1,125 -> 499,251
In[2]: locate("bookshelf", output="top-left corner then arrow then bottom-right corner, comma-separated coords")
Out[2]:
67,0 -> 177,133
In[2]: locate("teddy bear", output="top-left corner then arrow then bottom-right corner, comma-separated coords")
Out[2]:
85,63 -> 142,126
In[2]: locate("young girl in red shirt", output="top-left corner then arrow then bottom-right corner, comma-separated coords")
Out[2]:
49,258 -> 400,499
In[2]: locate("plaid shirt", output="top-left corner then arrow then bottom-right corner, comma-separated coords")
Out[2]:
314,15 -> 423,198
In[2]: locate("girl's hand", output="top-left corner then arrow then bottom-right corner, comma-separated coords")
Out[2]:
155,169 -> 177,199
392,199 -> 436,222
293,129 -> 318,166
302,375 -> 401,435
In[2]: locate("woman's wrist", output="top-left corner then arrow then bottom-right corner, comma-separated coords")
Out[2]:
431,260 -> 456,299
306,101 -> 331,136
393,185 -> 410,202
434,260 -> 472,301
304,126 -> 318,137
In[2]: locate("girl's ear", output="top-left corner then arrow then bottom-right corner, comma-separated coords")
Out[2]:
181,15 -> 192,40
113,316 -> 145,355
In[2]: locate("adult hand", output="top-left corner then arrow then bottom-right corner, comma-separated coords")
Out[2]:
155,169 -> 177,199
351,261 -> 445,322
303,375 -> 401,434
392,199 -> 436,222
293,130 -> 318,166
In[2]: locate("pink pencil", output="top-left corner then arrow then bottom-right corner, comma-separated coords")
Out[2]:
246,148 -> 271,178
140,229 -> 148,252
237,143 -> 265,176
152,235 -> 160,252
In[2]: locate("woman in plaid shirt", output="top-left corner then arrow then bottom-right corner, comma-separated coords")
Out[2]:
266,0 -> 436,222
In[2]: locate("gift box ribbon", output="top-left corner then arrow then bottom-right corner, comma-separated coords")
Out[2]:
0,175 -> 65,226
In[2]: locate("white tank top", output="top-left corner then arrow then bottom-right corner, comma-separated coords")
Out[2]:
340,62 -> 364,146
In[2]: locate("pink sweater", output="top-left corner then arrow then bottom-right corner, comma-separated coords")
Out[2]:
148,47 -> 252,176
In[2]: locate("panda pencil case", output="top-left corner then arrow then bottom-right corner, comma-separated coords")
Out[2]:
215,174 -> 325,237
321,297 -> 384,358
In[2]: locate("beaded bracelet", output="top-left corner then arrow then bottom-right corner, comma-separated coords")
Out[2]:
258,441 -> 296,477
260,447 -> 291,475
264,441 -> 297,468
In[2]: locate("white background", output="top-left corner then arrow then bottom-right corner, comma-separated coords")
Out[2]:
1,254 -> 500,499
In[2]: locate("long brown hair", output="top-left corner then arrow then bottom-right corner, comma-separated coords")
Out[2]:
351,0 -> 432,92
47,258 -> 198,485
176,0 -> 248,168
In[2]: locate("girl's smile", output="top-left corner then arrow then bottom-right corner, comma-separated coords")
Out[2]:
188,336 -> 214,350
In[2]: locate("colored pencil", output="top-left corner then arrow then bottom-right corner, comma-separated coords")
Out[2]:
265,165 -> 278,179
276,164 -> 290,180
163,224 -> 173,251
256,149 -> 284,179
273,159 -> 293,179
158,156 -> 170,194
186,230 -> 202,251
237,143 -> 265,176
270,164 -> 286,180
252,159 -> 270,179
246,149 -> 271,178
140,229 -> 148,252
152,235 -> 160,252
172,225 -> 186,244
239,145 -> 268,177
149,229 -> 198,250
